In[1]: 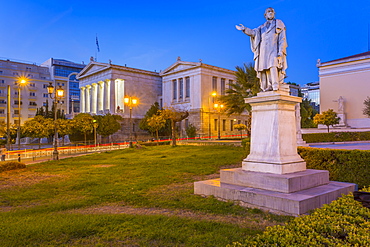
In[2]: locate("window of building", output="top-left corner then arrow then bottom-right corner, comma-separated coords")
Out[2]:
185,77 -> 190,98
0,80 -> 4,84
222,119 -> 226,131
230,120 -> 234,131
29,92 -> 36,97
172,79 -> 177,100
14,109 -> 19,114
214,119 -> 218,131
29,101 -> 37,106
13,72 -> 18,76
43,93 -> 48,98
43,84 -> 48,88
179,78 -> 183,100
212,77 -> 217,92
0,109 -> 4,114
221,78 -> 226,95
14,120 -> 19,125
0,71 -> 3,75
43,102 -> 47,106
229,80 -> 233,89
28,74 -> 34,78
29,83 -> 35,87
14,100 -> 21,105
0,100 -> 6,104
14,91 -> 19,96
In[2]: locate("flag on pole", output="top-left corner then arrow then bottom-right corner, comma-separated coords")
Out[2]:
96,35 -> 100,52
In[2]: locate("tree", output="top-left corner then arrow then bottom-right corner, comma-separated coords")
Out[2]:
301,99 -> 318,128
233,123 -> 247,139
363,96 -> 370,117
161,108 -> 189,146
313,109 -> 340,133
22,116 -> 54,148
36,100 -> 65,119
139,102 -> 171,137
72,113 -> 95,144
219,63 -> 260,115
147,114 -> 166,145
56,118 -> 73,146
94,113 -> 122,138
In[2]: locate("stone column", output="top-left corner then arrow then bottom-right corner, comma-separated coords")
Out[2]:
98,81 -> 104,113
85,85 -> 91,113
243,89 -> 306,174
109,79 -> 116,113
80,86 -> 85,113
104,80 -> 110,113
91,83 -> 98,114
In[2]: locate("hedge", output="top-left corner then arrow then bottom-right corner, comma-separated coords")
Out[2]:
229,187 -> 370,247
0,161 -> 26,172
302,131 -> 370,143
298,147 -> 370,188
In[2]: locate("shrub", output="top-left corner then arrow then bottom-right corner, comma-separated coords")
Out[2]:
0,161 -> 26,172
229,187 -> 370,247
185,123 -> 197,138
302,131 -> 370,143
298,147 -> 370,188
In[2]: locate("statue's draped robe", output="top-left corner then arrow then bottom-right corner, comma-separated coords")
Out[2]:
244,19 -> 287,82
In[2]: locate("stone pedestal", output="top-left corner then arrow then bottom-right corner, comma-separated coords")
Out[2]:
242,90 -> 305,174
194,89 -> 355,216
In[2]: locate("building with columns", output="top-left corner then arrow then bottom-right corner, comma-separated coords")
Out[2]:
77,61 -> 162,139
318,51 -> 370,128
160,59 -> 250,138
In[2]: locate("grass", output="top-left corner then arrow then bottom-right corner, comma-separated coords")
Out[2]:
0,145 -> 292,246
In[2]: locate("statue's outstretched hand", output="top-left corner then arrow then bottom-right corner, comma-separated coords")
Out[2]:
235,24 -> 245,31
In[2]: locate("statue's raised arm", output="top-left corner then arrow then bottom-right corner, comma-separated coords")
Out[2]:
236,7 -> 288,92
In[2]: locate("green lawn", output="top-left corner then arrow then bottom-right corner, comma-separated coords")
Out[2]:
0,145 -> 291,246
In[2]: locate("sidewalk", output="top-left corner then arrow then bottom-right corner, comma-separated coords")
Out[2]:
21,152 -> 95,165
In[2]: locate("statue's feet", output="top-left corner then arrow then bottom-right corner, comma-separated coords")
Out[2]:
272,83 -> 279,91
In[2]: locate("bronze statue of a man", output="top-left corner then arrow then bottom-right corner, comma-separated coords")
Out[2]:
236,7 -> 287,91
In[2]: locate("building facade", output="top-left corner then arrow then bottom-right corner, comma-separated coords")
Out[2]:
0,59 -> 53,126
42,58 -> 85,117
160,60 -> 250,138
77,61 -> 162,140
318,51 -> 370,128
301,81 -> 320,112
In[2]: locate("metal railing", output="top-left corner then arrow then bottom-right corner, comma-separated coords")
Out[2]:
6,143 -> 129,162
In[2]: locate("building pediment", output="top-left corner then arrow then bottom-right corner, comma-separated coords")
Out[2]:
160,61 -> 200,76
77,62 -> 111,79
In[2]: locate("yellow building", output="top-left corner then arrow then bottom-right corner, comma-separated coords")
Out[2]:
318,51 -> 370,128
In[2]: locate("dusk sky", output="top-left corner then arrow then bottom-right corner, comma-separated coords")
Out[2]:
0,0 -> 369,85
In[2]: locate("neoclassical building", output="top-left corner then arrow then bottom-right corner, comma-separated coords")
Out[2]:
318,51 -> 370,128
77,61 -> 162,117
77,61 -> 162,140
76,59 -> 249,139
160,59 -> 250,138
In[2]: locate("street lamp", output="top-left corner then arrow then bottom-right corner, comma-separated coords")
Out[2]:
16,78 -> 27,150
214,103 -> 224,140
93,119 -> 98,148
47,82 -> 64,160
208,91 -> 217,139
124,96 -> 138,148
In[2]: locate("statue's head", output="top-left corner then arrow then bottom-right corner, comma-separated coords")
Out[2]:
264,7 -> 275,20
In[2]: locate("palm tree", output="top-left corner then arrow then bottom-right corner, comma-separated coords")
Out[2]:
219,63 -> 260,115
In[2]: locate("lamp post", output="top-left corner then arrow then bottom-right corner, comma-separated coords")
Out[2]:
47,82 -> 64,160
124,96 -> 138,148
208,92 -> 217,139
214,103 -> 224,140
16,78 -> 27,150
93,119 -> 98,148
